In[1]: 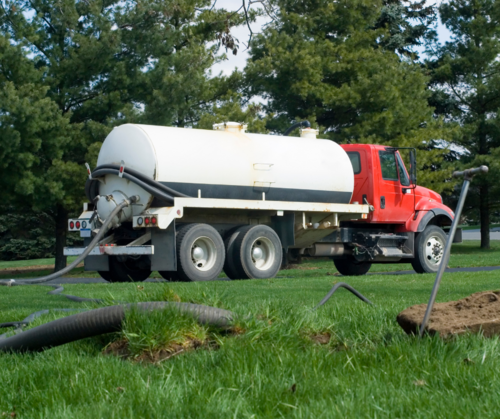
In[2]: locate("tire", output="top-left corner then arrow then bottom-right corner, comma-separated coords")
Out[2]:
232,225 -> 283,280
223,229 -> 243,279
158,271 -> 181,281
333,258 -> 372,276
98,270 -> 114,282
104,256 -> 151,283
411,225 -> 447,274
176,224 -> 225,282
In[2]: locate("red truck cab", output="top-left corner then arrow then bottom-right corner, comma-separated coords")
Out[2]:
319,144 -> 458,275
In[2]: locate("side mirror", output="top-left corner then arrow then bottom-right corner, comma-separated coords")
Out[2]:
409,149 -> 417,185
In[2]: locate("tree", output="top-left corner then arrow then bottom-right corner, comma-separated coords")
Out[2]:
0,0 -> 245,268
245,0 -> 450,191
375,0 -> 436,59
427,0 -> 500,248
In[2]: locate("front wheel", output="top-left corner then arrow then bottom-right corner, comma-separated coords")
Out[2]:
333,257 -> 372,276
411,225 -> 447,274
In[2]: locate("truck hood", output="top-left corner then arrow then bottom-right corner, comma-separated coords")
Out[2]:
414,186 -> 454,217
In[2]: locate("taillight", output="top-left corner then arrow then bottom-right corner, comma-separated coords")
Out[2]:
70,221 -> 75,229
151,216 -> 157,225
145,217 -> 150,226
76,221 -> 81,229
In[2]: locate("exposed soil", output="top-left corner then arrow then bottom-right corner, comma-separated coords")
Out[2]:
397,291 -> 500,337
310,332 -> 331,345
104,337 -> 219,364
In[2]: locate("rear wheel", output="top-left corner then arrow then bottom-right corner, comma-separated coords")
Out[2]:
411,225 -> 447,273
232,225 -> 282,280
176,224 -> 225,281
334,257 -> 372,276
103,256 -> 151,282
98,270 -> 114,282
223,228 -> 243,279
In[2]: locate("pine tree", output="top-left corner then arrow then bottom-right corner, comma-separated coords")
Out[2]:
245,0 -> 449,191
427,0 -> 500,248
0,0 -> 244,268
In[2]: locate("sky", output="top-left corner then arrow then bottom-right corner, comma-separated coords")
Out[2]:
211,0 -> 454,77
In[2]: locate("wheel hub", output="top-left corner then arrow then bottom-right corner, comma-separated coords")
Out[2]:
251,238 -> 275,271
191,236 -> 217,271
425,236 -> 444,265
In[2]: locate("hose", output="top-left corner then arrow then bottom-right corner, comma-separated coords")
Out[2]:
86,169 -> 175,204
96,164 -> 190,198
313,282 -> 374,310
85,165 -> 191,204
0,196 -> 139,286
283,120 -> 311,136
0,302 -> 234,353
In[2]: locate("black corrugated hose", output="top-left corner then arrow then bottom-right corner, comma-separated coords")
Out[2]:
0,302 -> 234,353
85,164 -> 191,204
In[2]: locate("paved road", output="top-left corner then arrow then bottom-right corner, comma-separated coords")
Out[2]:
45,265 -> 500,284
462,228 -> 500,240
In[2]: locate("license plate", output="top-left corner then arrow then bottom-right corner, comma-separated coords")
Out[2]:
80,229 -> 91,238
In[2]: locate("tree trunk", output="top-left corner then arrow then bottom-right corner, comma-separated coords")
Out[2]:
54,205 -> 68,272
479,185 -> 490,249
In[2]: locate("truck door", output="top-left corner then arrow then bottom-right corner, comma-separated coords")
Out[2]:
377,150 -> 414,223
346,149 -> 373,208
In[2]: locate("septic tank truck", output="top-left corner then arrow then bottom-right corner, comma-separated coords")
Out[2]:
65,122 -> 458,282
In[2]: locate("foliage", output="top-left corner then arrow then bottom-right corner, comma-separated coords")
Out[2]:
426,0 -> 500,248
196,92 -> 270,133
0,206 -> 83,261
0,0 -> 247,266
245,0 -> 451,192
375,0 -> 436,58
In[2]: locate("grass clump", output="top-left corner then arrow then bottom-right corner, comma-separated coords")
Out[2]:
109,306 -> 215,363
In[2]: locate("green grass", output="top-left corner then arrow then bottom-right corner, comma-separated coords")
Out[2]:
0,256 -> 78,270
2,263 -> 500,417
459,224 -> 500,230
1,241 -> 499,281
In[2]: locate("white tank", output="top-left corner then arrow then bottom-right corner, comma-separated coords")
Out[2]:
95,123 -> 354,221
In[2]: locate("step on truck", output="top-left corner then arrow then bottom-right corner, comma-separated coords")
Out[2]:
65,122 -> 459,282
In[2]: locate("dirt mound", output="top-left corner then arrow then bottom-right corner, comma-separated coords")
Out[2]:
397,291 -> 500,337
104,337 -> 218,364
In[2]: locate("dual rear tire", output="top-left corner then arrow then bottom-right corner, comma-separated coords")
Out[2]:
101,223 -> 283,283
162,223 -> 283,282
224,225 -> 282,280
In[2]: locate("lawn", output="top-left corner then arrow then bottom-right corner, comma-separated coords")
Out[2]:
1,240 -> 499,280
1,242 -> 500,417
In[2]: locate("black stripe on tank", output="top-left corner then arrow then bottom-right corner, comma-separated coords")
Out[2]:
153,182 -> 351,204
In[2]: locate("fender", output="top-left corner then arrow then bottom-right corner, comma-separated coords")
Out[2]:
401,202 -> 454,233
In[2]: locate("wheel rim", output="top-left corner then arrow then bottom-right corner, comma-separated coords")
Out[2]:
425,235 -> 444,265
250,237 -> 275,271
191,236 -> 217,271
